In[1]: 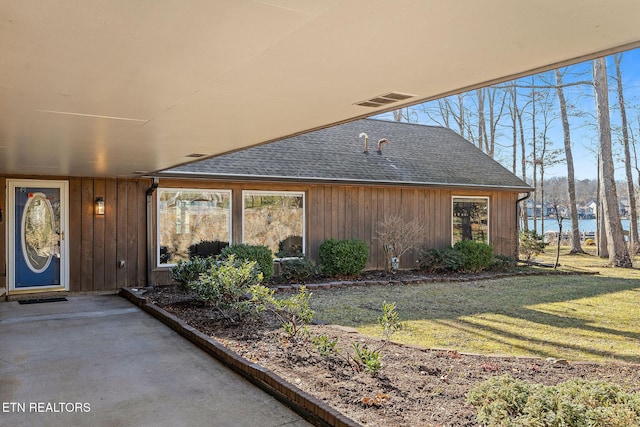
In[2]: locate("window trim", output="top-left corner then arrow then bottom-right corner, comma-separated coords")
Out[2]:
451,196 -> 490,245
241,190 -> 306,258
156,188 -> 232,267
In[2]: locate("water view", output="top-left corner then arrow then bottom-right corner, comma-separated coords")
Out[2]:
527,219 -> 633,234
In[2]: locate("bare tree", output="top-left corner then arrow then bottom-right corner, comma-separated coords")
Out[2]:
593,57 -> 632,267
376,215 -> 427,273
554,68 -> 585,254
613,53 -> 640,254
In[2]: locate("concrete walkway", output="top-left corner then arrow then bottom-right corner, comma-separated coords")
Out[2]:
0,295 -> 311,427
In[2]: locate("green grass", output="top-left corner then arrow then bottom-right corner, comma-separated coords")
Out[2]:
308,250 -> 640,363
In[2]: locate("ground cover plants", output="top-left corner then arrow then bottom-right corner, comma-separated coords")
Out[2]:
145,246 -> 640,426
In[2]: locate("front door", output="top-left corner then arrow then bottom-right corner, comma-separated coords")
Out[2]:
7,180 -> 69,293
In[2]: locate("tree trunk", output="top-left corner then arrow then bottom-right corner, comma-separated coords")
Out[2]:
554,69 -> 585,254
593,58 -> 632,267
614,54 -> 640,255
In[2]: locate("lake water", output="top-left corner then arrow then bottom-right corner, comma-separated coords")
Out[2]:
527,218 -> 633,233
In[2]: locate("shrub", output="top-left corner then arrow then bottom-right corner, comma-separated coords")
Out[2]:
419,247 -> 466,272
453,240 -> 494,272
467,375 -> 640,426
171,256 -> 216,291
319,238 -> 369,276
312,335 -> 339,357
189,255 -> 265,319
274,286 -> 314,338
276,235 -> 303,258
490,254 -> 518,272
279,256 -> 319,282
188,240 -> 229,258
519,230 -> 546,261
219,244 -> 274,281
352,342 -> 382,375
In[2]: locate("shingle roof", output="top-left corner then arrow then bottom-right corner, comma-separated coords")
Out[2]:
161,119 -> 531,191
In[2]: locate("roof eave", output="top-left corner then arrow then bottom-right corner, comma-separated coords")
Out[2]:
154,171 -> 533,192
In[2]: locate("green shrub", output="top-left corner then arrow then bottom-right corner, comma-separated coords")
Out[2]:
352,342 -> 382,375
274,286 -> 314,338
219,244 -> 274,281
467,375 -> 640,426
189,255 -> 265,319
490,254 -> 518,271
519,230 -> 546,261
171,256 -> 216,291
312,334 -> 339,357
419,247 -> 466,272
279,256 -> 319,282
453,240 -> 494,272
319,238 -> 369,276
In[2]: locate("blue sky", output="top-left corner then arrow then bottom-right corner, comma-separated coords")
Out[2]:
375,47 -> 640,182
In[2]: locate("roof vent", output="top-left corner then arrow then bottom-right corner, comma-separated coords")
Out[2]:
355,92 -> 416,108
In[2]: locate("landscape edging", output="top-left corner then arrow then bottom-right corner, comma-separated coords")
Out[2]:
119,287 -> 361,427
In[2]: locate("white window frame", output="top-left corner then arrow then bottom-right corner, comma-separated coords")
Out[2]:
451,196 -> 490,245
157,188 -> 232,267
241,190 -> 306,259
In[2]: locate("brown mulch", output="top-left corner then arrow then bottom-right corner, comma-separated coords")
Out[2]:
142,275 -> 639,427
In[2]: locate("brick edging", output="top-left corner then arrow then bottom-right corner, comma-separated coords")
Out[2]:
119,288 -> 360,427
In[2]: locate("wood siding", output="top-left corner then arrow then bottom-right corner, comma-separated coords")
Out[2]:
153,179 -> 522,284
2,176 -> 150,294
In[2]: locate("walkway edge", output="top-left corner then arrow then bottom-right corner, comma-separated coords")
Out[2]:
120,288 -> 361,427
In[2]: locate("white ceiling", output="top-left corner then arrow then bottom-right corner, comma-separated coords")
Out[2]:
2,0 -> 640,177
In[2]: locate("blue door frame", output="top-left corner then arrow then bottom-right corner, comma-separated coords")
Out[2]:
7,180 -> 69,293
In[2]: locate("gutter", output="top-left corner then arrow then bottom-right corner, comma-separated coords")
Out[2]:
146,177 -> 160,287
515,191 -> 531,259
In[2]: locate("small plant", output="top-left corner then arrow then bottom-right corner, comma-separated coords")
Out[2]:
352,342 -> 382,375
274,286 -> 314,338
219,244 -> 274,281
188,255 -> 264,320
311,334 -> 339,357
453,240 -> 494,272
171,256 -> 216,291
279,256 -> 319,282
319,238 -> 369,277
519,230 -> 546,261
377,301 -> 403,341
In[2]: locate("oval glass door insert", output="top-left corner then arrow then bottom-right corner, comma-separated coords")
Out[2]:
21,192 -> 55,273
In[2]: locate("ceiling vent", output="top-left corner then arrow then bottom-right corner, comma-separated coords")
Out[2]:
355,92 -> 416,108
185,153 -> 207,158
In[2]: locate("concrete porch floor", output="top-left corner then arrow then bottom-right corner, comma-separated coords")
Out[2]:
0,294 -> 311,427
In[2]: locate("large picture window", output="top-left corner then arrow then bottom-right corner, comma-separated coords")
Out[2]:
158,189 -> 231,265
452,197 -> 489,245
243,191 -> 304,257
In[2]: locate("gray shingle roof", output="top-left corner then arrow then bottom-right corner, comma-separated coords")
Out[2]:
161,119 -> 531,191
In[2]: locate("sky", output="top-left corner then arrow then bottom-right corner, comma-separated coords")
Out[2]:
374,47 -> 640,182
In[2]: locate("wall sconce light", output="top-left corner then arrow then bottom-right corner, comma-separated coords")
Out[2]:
95,197 -> 105,215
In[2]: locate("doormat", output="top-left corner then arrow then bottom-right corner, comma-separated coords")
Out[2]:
18,297 -> 68,305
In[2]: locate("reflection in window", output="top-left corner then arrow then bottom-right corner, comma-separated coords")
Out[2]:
158,189 -> 231,265
243,192 -> 304,257
452,197 -> 489,245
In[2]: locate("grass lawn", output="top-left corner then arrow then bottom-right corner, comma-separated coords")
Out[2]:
309,248 -> 640,363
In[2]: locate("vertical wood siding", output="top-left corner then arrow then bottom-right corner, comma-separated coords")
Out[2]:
153,180 -> 521,283
70,177 -> 149,292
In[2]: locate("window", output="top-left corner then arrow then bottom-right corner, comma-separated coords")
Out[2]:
452,197 -> 489,245
242,191 -> 304,257
158,189 -> 231,265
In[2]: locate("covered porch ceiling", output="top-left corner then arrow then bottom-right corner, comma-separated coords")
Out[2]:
2,0 -> 640,178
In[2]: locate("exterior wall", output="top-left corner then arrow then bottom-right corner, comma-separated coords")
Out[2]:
2,176 -> 150,294
153,179 -> 521,284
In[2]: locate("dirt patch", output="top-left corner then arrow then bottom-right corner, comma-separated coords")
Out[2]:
143,281 -> 639,427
